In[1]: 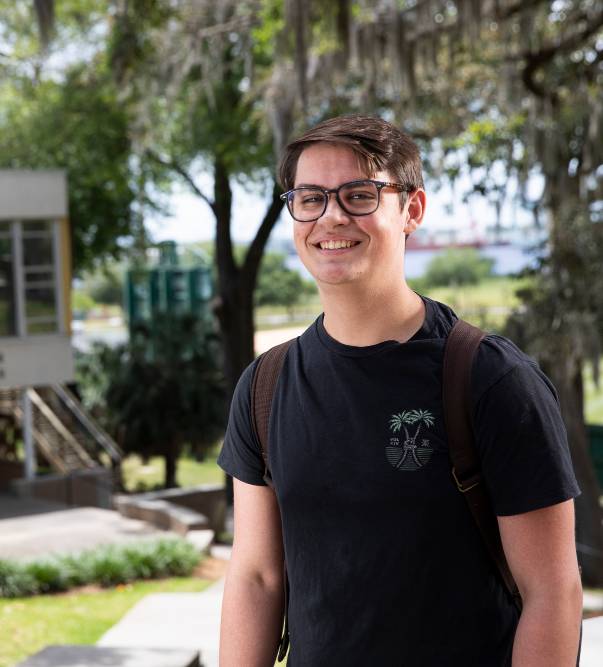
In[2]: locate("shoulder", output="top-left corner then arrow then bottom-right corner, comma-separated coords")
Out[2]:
472,333 -> 555,403
234,355 -> 262,400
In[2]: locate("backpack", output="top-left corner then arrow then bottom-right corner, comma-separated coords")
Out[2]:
249,319 -> 522,662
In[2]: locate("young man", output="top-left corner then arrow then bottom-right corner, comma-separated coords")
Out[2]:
218,116 -> 583,666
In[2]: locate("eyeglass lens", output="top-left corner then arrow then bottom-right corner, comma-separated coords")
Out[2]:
288,181 -> 380,221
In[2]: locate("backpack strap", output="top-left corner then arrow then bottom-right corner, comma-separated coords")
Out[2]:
250,337 -> 295,662
443,319 -> 522,612
251,338 -> 296,487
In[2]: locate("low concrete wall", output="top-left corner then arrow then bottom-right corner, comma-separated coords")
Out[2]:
10,467 -> 113,509
150,485 -> 226,534
115,484 -> 226,534
0,460 -> 24,491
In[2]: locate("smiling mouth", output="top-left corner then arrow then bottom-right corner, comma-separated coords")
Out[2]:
315,240 -> 361,250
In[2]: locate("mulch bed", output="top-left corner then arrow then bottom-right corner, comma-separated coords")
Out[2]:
193,555 -> 229,580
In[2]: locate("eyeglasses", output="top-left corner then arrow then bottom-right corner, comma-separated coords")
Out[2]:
280,179 -> 414,222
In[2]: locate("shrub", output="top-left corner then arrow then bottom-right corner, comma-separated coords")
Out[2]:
121,542 -> 163,580
0,538 -> 202,598
60,553 -> 92,588
151,538 -> 200,577
88,545 -> 136,587
423,248 -> 495,288
24,559 -> 68,594
0,560 -> 39,598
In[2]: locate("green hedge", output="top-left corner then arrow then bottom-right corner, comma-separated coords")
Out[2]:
0,538 -> 201,598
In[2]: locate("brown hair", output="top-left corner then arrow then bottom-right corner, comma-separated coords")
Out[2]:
278,115 -> 424,198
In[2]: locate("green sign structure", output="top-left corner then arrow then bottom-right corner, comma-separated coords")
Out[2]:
125,241 -> 214,336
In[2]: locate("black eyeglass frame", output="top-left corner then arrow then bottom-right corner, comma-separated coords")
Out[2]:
279,179 -> 415,222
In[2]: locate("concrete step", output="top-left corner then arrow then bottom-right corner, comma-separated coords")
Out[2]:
114,496 -> 210,536
185,529 -> 215,554
98,582 -> 225,667
15,645 -> 200,667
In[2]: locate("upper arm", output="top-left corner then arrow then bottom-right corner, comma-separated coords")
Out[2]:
472,350 -> 580,517
229,477 -> 285,590
218,359 -> 285,588
497,499 -> 581,598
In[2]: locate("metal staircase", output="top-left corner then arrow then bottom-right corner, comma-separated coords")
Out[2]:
0,385 -> 123,475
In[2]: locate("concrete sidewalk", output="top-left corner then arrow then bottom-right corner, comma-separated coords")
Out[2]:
98,577 -> 224,667
97,572 -> 602,667
582,616 -> 603,666
0,506 -> 171,559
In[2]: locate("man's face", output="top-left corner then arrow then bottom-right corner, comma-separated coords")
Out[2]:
291,142 -> 419,290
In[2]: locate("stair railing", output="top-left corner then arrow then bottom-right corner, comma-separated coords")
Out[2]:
27,389 -> 96,470
50,384 -> 123,465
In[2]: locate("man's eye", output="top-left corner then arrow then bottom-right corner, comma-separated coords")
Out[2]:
347,191 -> 375,200
301,195 -> 324,204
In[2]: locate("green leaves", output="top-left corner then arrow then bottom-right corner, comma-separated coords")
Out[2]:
75,313 -> 226,486
423,248 -> 495,289
0,66 -> 136,272
0,538 -> 201,598
255,251 -> 316,309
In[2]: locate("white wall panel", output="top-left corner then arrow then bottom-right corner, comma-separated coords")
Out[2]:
0,336 -> 74,387
0,171 -> 68,220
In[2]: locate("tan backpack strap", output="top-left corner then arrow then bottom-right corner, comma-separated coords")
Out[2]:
443,319 -> 522,612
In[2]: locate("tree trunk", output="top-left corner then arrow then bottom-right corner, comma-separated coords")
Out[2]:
212,158 -> 285,504
545,356 -> 603,586
164,441 -> 179,489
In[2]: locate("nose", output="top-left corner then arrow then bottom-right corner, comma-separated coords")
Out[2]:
322,193 -> 350,226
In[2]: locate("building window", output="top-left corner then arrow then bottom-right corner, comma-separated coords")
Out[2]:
22,220 -> 57,334
0,220 -> 61,337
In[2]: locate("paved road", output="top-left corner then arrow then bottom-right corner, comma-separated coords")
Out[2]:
254,326 -> 307,355
72,324 -> 309,356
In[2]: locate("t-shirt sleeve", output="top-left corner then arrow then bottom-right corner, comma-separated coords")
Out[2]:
217,359 -> 268,486
472,348 -> 581,516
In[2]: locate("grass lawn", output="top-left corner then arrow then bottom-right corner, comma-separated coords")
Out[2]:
121,447 -> 224,492
255,297 -> 321,331
0,577 -> 212,667
255,276 -> 528,332
584,361 -> 603,425
418,276 -> 530,331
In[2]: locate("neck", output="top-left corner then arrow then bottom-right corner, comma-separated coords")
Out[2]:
319,280 -> 425,347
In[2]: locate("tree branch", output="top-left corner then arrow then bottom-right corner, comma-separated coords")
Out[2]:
496,0 -> 549,21
34,0 -> 55,50
214,156 -> 237,281
146,149 -> 216,213
521,9 -> 603,99
194,15 -> 256,39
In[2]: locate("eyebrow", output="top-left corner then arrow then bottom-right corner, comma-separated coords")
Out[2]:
293,179 -> 371,189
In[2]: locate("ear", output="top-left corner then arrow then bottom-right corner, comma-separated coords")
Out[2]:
403,189 -> 426,235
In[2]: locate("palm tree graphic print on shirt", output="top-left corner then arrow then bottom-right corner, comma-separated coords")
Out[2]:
387,410 -> 435,471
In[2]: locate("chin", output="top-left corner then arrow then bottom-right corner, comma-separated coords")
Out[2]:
315,270 -> 363,286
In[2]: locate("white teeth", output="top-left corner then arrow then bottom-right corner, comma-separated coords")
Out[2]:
319,240 -> 357,250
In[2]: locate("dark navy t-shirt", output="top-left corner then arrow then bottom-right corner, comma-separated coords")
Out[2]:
218,296 -> 580,666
